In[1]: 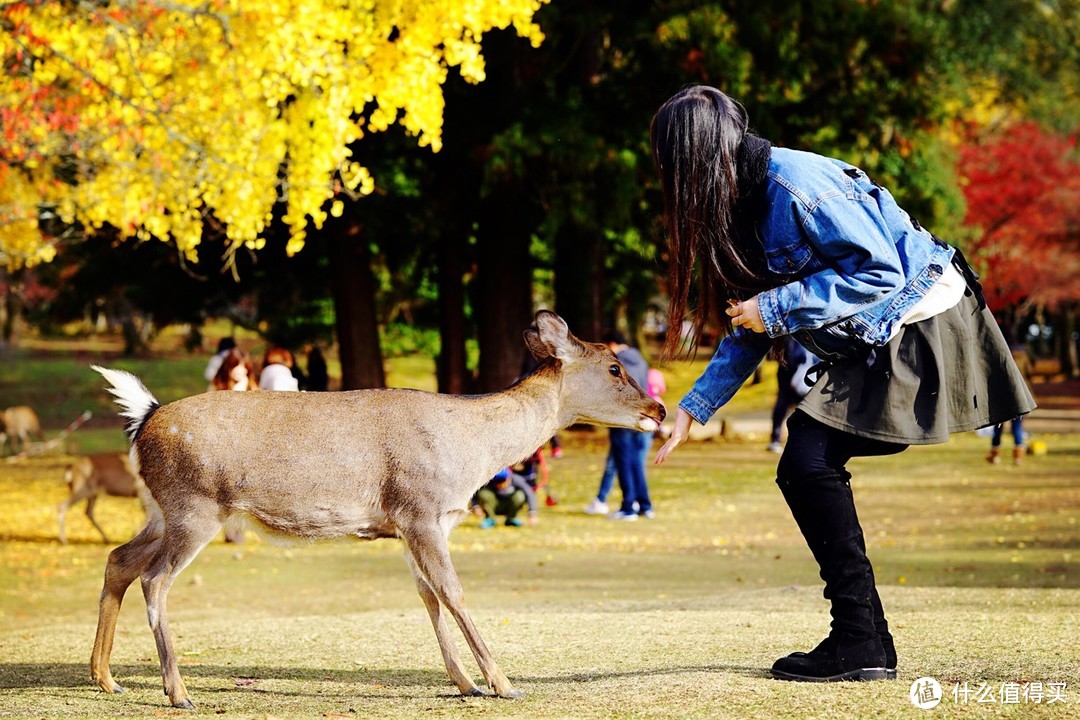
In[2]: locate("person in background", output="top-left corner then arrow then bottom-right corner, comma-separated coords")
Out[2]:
259,347 -> 299,391
306,346 -> 330,391
647,367 -> 667,403
473,468 -> 538,528
588,365 -> 667,516
204,337 -> 236,387
987,417 -> 1026,465
548,435 -> 564,459
986,323 -> 1031,465
602,330 -> 656,521
515,449 -> 558,506
583,453 -> 617,516
211,348 -> 257,392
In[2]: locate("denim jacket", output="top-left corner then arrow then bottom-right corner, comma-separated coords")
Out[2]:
680,147 -> 956,425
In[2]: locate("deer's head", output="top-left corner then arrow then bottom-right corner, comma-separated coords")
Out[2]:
524,311 -> 666,432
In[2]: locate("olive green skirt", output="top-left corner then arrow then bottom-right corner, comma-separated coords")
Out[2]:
799,290 -> 1036,445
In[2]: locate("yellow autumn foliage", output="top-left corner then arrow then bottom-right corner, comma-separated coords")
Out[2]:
0,0 -> 547,269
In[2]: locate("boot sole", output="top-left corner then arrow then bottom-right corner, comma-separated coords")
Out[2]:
783,652 -> 897,680
771,667 -> 894,682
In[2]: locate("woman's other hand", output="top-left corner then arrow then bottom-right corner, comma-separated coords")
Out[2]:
727,296 -> 765,333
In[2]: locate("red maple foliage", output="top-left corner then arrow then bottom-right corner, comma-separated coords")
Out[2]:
958,122 -> 1080,312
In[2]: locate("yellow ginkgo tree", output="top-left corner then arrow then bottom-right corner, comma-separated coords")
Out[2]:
0,0 -> 547,269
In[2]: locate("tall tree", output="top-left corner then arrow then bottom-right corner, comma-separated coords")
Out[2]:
957,122 -> 1080,373
959,123 -> 1080,311
0,0 -> 548,383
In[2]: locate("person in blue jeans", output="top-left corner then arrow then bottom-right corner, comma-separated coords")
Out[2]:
583,452 -> 617,515
601,330 -> 655,521
987,417 -> 1026,465
587,399 -> 652,518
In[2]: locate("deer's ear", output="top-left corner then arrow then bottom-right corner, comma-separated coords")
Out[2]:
525,310 -> 582,362
523,328 -> 549,361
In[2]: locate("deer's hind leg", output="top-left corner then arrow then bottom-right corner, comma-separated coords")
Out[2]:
91,512 -> 164,694
57,487 -> 93,545
140,500 -> 221,709
84,495 -> 111,543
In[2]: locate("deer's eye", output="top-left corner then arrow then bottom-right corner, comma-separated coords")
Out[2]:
609,364 -> 621,377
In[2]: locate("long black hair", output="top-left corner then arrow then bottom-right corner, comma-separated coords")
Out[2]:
650,85 -> 772,358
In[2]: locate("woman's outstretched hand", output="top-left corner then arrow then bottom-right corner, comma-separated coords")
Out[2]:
654,406 -> 694,465
727,295 -> 765,333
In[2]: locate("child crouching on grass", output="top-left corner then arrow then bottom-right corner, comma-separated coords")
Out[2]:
473,468 -> 538,528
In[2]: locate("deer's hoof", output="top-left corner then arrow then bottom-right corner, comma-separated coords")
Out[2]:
171,698 -> 196,710
497,688 -> 524,700
93,677 -> 125,694
463,686 -> 487,697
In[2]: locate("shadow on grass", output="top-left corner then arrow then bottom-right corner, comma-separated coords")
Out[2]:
0,662 -> 447,694
528,664 -> 768,683
0,661 -> 768,696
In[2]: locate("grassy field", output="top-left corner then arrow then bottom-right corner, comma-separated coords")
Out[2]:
1,335 -> 1077,718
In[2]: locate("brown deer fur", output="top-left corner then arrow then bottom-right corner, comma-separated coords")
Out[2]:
59,453 -> 152,544
88,311 -> 665,709
1,405 -> 42,455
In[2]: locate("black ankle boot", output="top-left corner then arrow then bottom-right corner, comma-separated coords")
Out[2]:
777,630 -> 894,682
771,634 -> 889,682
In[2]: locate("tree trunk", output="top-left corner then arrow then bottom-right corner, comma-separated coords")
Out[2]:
328,217 -> 386,390
2,279 -> 19,347
431,140 -> 476,395
475,183 -> 534,393
1059,304 -> 1078,378
437,229 -> 470,394
554,224 -> 604,343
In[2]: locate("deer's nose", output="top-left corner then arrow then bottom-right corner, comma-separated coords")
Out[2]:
657,404 -> 667,422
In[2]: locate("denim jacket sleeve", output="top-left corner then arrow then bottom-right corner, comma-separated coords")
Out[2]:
756,192 -> 905,337
679,328 -> 774,425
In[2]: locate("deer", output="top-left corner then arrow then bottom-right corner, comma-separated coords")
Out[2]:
58,453 -> 152,544
88,310 -> 666,709
0,405 -> 43,455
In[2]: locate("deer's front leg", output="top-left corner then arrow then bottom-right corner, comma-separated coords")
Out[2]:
403,552 -> 486,696
401,525 -> 522,699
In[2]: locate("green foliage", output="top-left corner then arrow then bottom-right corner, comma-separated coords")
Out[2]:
0,353 -> 208,432
938,0 -> 1080,132
380,322 -> 440,358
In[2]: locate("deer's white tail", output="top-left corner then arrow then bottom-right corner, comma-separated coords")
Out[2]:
91,365 -> 160,442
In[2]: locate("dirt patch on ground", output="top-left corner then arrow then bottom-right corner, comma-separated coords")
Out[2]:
1024,379 -> 1080,434
1031,378 -> 1080,410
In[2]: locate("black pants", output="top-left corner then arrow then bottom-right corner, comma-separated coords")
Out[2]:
779,410 -> 908,478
